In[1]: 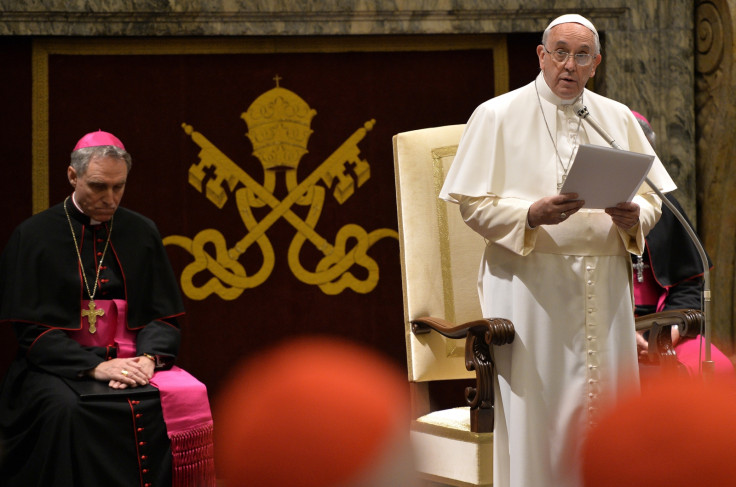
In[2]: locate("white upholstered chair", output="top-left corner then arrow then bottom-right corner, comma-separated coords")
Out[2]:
393,125 -> 514,487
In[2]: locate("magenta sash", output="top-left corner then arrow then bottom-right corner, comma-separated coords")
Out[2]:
633,263 -> 667,312
68,299 -> 216,487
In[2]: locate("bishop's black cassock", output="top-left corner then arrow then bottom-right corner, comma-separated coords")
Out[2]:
633,193 -> 711,316
0,198 -> 190,487
633,194 -> 736,380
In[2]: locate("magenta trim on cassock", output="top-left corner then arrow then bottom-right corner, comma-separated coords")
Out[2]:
69,299 -> 216,487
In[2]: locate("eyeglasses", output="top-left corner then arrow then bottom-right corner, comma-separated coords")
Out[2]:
543,47 -> 595,66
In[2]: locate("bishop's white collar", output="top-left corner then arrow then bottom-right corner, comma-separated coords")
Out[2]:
71,192 -> 102,225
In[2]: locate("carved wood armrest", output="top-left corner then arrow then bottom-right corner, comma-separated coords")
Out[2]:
411,316 -> 515,344
635,309 -> 703,366
411,316 -> 515,433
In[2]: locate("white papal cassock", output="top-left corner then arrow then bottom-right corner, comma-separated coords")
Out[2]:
440,72 -> 676,487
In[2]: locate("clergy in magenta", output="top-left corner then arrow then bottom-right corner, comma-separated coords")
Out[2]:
439,14 -> 676,487
0,130 -> 215,487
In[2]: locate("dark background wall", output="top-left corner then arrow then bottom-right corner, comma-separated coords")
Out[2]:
0,34 -> 541,405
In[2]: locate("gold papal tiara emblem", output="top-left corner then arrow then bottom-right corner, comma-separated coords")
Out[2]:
242,84 -> 315,172
164,77 -> 397,300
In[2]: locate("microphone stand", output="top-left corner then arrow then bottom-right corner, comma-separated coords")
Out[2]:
574,102 -> 714,378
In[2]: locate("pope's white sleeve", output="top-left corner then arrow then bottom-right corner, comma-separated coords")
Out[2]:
616,192 -> 662,255
458,195 -> 538,256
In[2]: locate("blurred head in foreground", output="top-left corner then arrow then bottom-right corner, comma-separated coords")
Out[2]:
582,375 -> 736,487
215,336 -> 416,487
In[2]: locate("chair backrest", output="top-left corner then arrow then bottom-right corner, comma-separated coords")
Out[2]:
393,125 -> 488,383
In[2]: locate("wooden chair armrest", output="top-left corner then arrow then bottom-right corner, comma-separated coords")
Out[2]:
635,308 -> 703,338
411,316 -> 515,345
411,316 -> 515,433
635,309 -> 703,367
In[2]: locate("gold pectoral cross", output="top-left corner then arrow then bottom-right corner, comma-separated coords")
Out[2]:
81,300 -> 105,334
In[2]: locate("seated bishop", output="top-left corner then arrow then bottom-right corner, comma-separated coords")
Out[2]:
0,130 -> 215,487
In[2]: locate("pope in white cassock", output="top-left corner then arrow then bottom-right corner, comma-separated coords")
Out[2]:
439,14 -> 677,487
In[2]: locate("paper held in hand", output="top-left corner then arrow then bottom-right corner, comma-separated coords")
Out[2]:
559,144 -> 655,209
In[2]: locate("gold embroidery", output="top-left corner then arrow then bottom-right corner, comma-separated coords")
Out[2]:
432,146 -> 466,358
165,80 -> 397,299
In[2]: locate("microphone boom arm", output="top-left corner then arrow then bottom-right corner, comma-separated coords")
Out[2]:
574,102 -> 714,376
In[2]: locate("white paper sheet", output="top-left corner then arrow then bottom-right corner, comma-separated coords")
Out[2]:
559,144 -> 655,209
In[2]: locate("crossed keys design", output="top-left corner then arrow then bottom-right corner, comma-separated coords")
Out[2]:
164,82 -> 397,300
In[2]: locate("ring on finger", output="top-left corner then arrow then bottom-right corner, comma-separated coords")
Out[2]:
121,369 -> 129,376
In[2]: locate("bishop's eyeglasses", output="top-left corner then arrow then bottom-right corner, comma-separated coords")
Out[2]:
543,47 -> 595,66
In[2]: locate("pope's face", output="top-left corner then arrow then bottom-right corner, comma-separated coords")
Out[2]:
537,22 -> 602,100
68,154 -> 128,222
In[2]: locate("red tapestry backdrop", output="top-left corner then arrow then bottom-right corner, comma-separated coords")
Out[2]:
0,34 -> 542,404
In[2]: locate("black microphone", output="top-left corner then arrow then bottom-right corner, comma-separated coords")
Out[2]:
574,101 -> 714,373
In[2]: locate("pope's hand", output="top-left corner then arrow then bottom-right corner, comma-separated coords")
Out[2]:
605,202 -> 640,230
527,193 -> 585,227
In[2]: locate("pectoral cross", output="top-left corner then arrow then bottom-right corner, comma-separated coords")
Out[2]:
633,255 -> 649,283
81,300 -> 105,334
